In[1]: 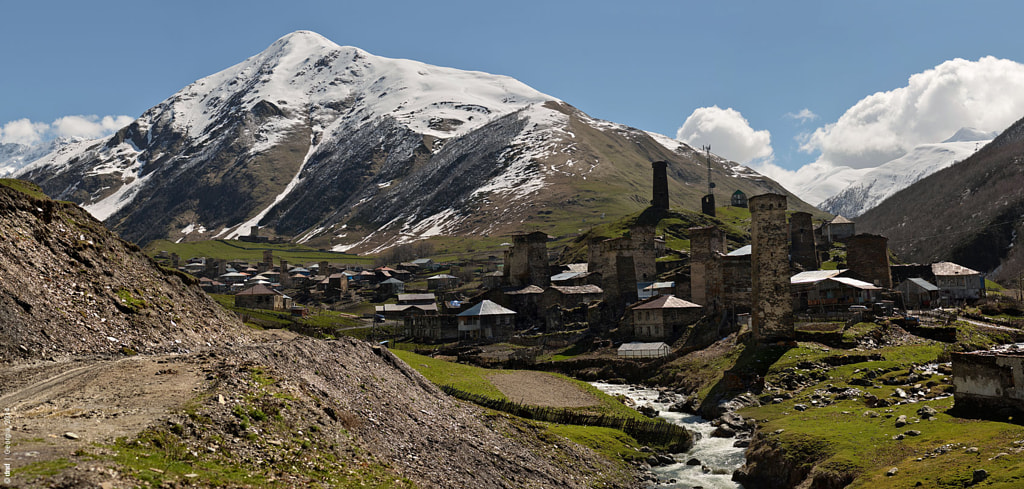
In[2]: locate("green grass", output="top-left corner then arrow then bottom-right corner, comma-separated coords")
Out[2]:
0,178 -> 50,200
12,458 -> 75,479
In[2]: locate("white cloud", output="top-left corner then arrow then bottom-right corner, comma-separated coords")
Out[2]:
802,56 -> 1024,169
51,115 -> 134,140
0,114 -> 133,146
675,106 -> 773,164
785,108 -> 818,123
0,119 -> 49,145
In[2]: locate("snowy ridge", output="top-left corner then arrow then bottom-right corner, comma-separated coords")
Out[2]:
157,30 -> 556,146
820,138 -> 988,217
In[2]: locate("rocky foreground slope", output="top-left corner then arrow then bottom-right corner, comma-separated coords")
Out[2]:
0,179 -> 248,362
0,179 -> 636,488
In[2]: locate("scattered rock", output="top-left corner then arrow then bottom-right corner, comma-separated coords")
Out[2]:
63,432 -> 80,440
686,457 -> 702,466
904,430 -> 921,437
895,415 -> 908,427
794,404 -> 808,411
973,469 -> 989,484
917,405 -> 937,419
887,467 -> 899,476
711,425 -> 736,438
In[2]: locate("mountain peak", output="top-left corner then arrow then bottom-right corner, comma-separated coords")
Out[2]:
943,127 -> 998,143
269,30 -> 341,52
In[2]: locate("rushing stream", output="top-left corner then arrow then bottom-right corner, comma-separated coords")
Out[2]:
592,383 -> 746,489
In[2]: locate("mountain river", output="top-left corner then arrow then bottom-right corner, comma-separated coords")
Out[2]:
592,382 -> 746,489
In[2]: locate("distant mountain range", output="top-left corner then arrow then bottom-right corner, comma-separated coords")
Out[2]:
14,31 -> 815,251
858,117 -> 1024,282
819,127 -> 995,217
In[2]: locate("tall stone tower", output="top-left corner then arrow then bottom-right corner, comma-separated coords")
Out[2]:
689,226 -> 725,312
652,161 -> 669,210
846,234 -> 892,289
789,211 -> 818,271
750,193 -> 794,343
503,231 -> 551,288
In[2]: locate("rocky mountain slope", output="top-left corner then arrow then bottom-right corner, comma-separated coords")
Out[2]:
819,127 -> 994,217
0,179 -> 249,362
17,30 -> 814,252
857,116 -> 1024,282
0,180 -> 640,487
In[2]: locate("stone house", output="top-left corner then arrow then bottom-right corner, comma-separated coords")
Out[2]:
427,274 -> 459,291
629,294 -> 704,340
235,284 -> 292,311
932,262 -> 984,302
821,215 -> 856,243
457,300 -> 516,340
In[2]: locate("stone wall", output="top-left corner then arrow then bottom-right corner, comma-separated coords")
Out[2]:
953,350 -> 1024,418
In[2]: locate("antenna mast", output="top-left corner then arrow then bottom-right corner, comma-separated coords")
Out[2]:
703,144 -> 714,196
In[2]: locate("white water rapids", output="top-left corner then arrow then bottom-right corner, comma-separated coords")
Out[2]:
592,383 -> 746,489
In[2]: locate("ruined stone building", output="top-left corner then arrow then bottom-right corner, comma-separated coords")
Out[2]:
953,346 -> 1024,418
587,225 -> 657,314
845,234 -> 892,288
789,211 -> 818,271
749,193 -> 794,343
503,231 -> 551,288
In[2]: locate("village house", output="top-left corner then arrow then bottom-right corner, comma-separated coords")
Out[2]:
896,277 -> 940,309
790,270 -> 881,312
820,215 -> 856,243
235,284 -> 292,311
457,300 -> 516,340
932,261 -> 984,302
427,274 -> 459,291
629,294 -> 704,341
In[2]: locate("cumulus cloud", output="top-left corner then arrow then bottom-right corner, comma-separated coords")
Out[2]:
51,115 -> 134,140
0,119 -> 50,145
0,114 -> 133,146
802,56 -> 1024,169
675,106 -> 773,164
785,108 -> 818,123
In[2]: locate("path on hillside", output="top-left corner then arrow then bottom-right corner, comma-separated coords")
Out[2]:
0,354 -> 206,465
487,370 -> 599,408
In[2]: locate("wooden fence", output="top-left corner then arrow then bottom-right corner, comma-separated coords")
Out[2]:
439,384 -> 692,448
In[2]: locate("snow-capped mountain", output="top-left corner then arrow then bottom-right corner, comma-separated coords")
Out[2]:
0,138 -> 83,177
818,128 -> 995,217
17,31 -> 811,250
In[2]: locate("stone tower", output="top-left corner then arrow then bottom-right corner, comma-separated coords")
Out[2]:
652,161 -> 669,210
750,193 -> 793,343
789,211 -> 818,271
689,226 -> 725,312
846,234 -> 892,289
503,231 -> 551,288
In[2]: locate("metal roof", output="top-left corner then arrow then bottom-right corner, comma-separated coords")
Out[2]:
830,277 -> 881,290
550,271 -> 583,282
906,277 -> 940,291
726,245 -> 752,257
932,262 -> 980,276
632,295 -> 702,310
790,269 -> 845,284
457,300 -> 516,317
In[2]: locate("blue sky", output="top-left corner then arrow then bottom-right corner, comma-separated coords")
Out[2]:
4,0 -> 1024,179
